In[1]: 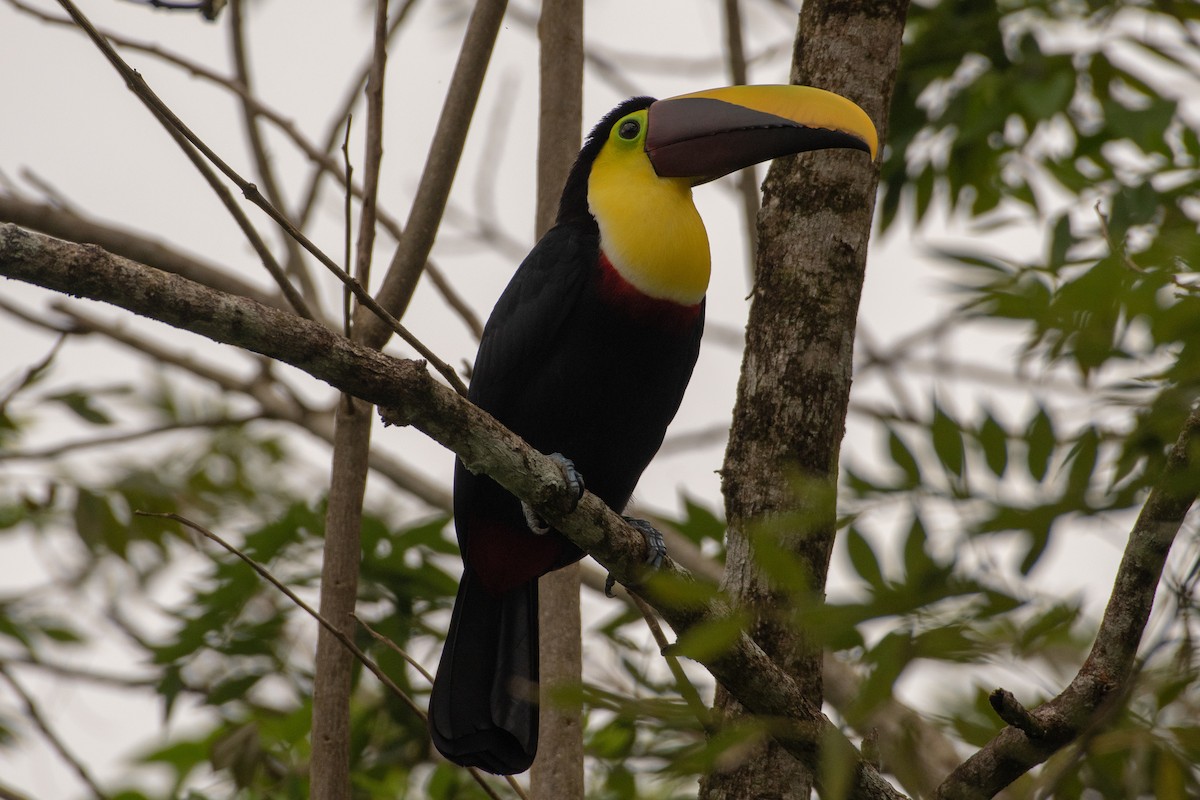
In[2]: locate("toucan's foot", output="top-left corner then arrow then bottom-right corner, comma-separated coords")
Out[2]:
604,517 -> 668,597
522,453 -> 585,535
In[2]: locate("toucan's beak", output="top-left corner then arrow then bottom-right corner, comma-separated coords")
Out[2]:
645,85 -> 878,184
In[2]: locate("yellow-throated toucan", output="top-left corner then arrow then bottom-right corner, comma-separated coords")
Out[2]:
430,85 -> 877,775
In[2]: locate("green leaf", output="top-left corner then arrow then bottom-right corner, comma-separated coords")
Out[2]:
888,428 -> 921,486
675,494 -> 727,547
207,672 -> 264,705
846,527 -> 885,589
670,614 -> 747,663
590,718 -> 636,759
978,412 -> 1009,477
73,488 -> 127,557
46,390 -> 113,426
902,515 -> 936,586
1025,406 -> 1056,482
932,405 -> 966,479
1047,213 -> 1073,269
1063,426 -> 1100,502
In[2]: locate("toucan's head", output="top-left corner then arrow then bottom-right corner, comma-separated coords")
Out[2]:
558,85 -> 878,305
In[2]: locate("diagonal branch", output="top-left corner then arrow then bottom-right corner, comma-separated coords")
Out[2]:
54,0 -> 466,394
357,0 -> 508,349
0,223 -> 905,799
933,402 -> 1200,800
0,665 -> 110,799
227,0 -> 320,305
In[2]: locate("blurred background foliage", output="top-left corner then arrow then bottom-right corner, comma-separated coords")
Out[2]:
1,0 -> 1199,798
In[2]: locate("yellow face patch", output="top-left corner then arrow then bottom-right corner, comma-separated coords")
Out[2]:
587,108 -> 711,306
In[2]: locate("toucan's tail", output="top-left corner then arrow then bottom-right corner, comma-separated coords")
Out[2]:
429,568 -> 539,775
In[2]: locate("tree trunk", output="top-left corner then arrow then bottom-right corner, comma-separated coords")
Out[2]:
310,398 -> 372,799
700,2 -> 909,798
530,1 -> 585,797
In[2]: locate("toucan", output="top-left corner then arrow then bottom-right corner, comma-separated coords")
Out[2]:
429,85 -> 878,775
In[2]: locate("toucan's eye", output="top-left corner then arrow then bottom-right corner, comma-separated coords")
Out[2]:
618,119 -> 641,140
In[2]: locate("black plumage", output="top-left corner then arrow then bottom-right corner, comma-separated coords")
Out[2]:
429,98 -> 704,775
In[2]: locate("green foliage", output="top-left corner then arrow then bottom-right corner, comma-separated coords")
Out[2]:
837,2 -> 1200,796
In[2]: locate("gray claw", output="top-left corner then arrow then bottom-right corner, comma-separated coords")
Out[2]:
548,452 -> 585,508
604,516 -> 667,597
523,453 -> 585,535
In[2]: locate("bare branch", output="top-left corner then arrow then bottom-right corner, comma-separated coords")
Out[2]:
0,414 -> 260,462
357,0 -> 508,349
627,589 -> 713,730
721,0 -> 760,277
530,1 -> 585,794
0,224 -> 904,799
355,0 -> 389,301
228,0 -> 319,304
0,665 -> 110,800
934,403 -> 1200,799
55,0 -> 466,393
294,0 -> 419,230
0,781 -> 35,800
988,689 -> 1047,740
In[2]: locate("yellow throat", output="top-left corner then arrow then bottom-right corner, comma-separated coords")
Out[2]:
586,109 -> 711,306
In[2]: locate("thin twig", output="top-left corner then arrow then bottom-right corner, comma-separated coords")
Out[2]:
0,335 -> 65,416
228,0 -> 319,304
3,2 -> 481,337
721,0 -> 760,277
342,116 -> 355,338
0,194 -> 286,309
0,414 -> 260,462
137,511 -> 515,800
626,591 -> 713,731
0,781 -> 35,800
141,512 -> 420,713
0,295 -> 74,333
0,665 -> 110,799
55,0 -> 466,395
353,0 -> 389,325
0,657 -> 155,690
294,0 -> 420,230
352,613 -> 435,684
358,0 -> 508,351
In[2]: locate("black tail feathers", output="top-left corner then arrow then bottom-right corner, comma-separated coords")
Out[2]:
429,570 -> 539,775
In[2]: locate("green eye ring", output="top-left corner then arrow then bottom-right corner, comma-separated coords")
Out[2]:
617,119 -> 641,140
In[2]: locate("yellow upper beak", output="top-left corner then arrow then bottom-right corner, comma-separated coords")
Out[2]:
645,84 -> 878,183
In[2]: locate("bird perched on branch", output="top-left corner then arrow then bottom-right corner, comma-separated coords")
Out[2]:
430,84 -> 877,775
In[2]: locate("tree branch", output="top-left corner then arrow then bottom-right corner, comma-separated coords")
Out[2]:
934,402 -> 1200,800
0,223 -> 905,799
54,0 -> 466,393
357,0 -> 508,348
311,3 -> 392,794
0,665 -> 110,799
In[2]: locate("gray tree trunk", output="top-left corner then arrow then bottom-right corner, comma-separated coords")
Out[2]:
530,1 -> 586,798
700,2 -> 909,798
